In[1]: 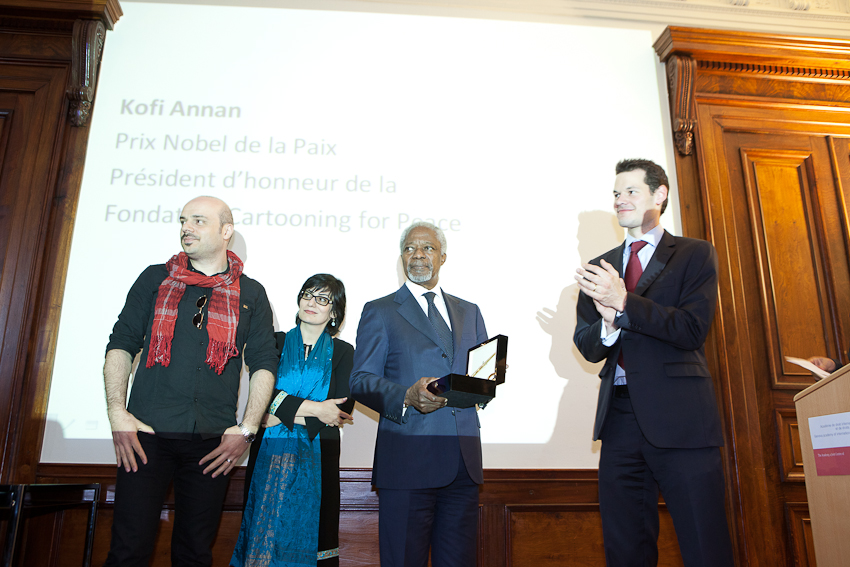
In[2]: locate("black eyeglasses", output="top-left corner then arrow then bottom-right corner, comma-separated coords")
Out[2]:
300,291 -> 332,306
193,295 -> 207,329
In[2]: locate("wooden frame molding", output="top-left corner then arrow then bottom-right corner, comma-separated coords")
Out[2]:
698,60 -> 850,80
0,0 -> 122,30
654,27 -> 850,73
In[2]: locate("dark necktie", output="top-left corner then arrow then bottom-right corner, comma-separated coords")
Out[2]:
618,240 -> 648,370
424,292 -> 453,365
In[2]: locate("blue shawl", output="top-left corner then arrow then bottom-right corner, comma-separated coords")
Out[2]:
231,326 -> 334,567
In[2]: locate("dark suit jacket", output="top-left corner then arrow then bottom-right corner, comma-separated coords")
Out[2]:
574,231 -> 724,449
350,284 -> 488,490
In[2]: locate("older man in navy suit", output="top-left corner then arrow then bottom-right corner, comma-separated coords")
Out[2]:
350,221 -> 487,567
574,159 -> 735,567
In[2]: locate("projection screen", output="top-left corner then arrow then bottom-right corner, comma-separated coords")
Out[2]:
42,1 -> 676,468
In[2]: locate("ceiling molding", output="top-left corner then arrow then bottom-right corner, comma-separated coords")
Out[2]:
125,0 -> 850,37
353,0 -> 850,37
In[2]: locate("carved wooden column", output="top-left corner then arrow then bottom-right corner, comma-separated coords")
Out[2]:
666,54 -> 696,157
68,19 -> 107,127
0,0 -> 121,484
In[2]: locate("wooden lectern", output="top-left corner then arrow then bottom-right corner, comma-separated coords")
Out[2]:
794,364 -> 850,567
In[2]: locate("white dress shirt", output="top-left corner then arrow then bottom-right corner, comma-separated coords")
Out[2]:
405,280 -> 452,330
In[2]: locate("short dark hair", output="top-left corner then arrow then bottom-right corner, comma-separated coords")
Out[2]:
615,158 -> 669,215
295,273 -> 346,337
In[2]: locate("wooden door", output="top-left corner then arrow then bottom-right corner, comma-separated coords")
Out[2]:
0,64 -> 71,480
0,12 -> 109,485
656,27 -> 850,566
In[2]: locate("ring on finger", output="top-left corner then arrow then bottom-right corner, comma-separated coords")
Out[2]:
226,458 -> 232,463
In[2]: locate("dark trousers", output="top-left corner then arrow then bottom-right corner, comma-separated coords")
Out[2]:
103,434 -> 231,567
377,453 -> 479,567
598,395 -> 735,567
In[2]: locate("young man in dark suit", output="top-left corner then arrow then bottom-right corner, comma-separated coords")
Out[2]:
574,159 -> 734,567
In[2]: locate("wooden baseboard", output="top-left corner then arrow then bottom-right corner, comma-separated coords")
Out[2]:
33,464 -> 688,567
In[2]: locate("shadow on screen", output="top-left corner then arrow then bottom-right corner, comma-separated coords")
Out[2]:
492,210 -> 623,457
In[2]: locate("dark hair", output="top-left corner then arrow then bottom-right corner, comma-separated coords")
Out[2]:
615,158 -> 669,215
295,273 -> 346,337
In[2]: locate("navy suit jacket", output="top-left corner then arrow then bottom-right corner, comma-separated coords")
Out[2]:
350,284 -> 488,490
574,231 -> 724,449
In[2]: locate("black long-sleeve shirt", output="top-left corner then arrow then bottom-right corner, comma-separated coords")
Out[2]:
106,263 -> 278,439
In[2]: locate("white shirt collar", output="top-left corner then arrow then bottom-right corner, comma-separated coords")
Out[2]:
625,223 -> 664,249
405,279 -> 444,299
404,280 -> 451,329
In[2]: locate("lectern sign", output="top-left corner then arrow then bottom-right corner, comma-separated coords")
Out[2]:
809,411 -> 850,476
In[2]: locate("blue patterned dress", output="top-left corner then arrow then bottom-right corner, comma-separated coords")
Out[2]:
231,327 -> 333,567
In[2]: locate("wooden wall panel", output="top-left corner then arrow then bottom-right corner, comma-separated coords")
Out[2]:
33,464 -> 694,567
775,408 -> 805,483
828,136 -> 850,343
338,510 -> 380,566
785,503 -> 815,567
506,504 -> 682,567
507,504 -> 606,567
740,149 -> 829,387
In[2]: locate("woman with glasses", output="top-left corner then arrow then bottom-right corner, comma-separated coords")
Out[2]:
231,273 -> 355,567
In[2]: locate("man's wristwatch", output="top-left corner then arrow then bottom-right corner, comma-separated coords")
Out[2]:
237,422 -> 256,443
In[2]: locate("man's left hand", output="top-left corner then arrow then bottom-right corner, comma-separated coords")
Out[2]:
808,356 -> 837,373
404,377 -> 447,414
576,259 -> 627,312
199,425 -> 250,477
593,299 -> 619,333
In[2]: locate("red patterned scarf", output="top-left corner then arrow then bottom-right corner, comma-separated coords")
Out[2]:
146,250 -> 244,375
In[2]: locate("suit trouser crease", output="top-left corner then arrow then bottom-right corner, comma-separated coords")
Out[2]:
598,396 -> 734,567
377,447 -> 478,567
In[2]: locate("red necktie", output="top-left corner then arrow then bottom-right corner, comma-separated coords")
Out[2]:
624,241 -> 648,292
618,240 -> 648,369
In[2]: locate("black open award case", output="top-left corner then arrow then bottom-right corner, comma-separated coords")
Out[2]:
427,335 -> 508,408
